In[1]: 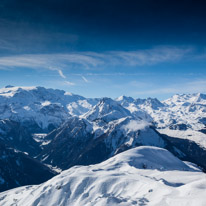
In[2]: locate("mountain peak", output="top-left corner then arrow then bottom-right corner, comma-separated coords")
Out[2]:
145,97 -> 164,108
99,97 -> 115,104
116,95 -> 134,102
82,97 -> 132,122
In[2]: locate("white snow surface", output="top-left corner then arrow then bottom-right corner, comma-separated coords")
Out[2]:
0,146 -> 205,206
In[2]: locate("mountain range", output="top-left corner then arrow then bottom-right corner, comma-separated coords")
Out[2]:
0,85 -> 205,205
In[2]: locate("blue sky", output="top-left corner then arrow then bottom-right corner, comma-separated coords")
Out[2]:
0,0 -> 206,100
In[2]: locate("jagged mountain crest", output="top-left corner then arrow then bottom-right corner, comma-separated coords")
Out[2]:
115,95 -> 135,107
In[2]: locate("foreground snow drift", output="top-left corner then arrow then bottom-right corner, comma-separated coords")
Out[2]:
0,146 -> 205,206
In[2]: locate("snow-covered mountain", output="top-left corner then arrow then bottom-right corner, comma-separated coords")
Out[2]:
1,146 -> 205,206
0,85 -> 206,194
117,93 -> 206,130
37,96 -> 206,173
0,86 -> 98,131
82,97 -> 133,122
116,93 -> 206,149
38,98 -> 166,170
157,93 -> 206,130
1,86 -> 205,134
116,95 -> 154,121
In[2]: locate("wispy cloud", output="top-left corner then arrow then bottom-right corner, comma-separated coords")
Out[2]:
64,80 -> 75,86
107,47 -> 193,66
123,120 -> 150,132
81,75 -> 89,83
0,53 -> 102,70
0,46 -> 193,71
58,69 -> 66,79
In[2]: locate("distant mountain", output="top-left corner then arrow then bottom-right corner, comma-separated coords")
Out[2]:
1,146 -> 205,206
117,93 -> 206,130
117,93 -> 206,149
162,93 -> 206,128
0,86 -> 98,132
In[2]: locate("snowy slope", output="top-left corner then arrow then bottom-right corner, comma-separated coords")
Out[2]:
1,146 -> 205,206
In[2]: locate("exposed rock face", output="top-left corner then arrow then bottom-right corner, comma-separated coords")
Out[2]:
0,141 -> 57,192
